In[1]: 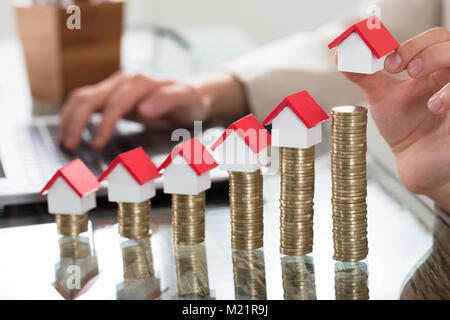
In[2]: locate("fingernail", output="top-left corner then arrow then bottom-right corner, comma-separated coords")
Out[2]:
386,52 -> 401,71
428,94 -> 442,113
408,58 -> 423,76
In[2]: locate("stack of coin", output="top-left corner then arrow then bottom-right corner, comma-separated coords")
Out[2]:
335,262 -> 369,300
232,249 -> 267,300
280,146 -> 315,256
229,170 -> 263,250
172,192 -> 205,245
118,200 -> 151,239
122,239 -> 155,279
174,243 -> 210,298
55,213 -> 88,236
331,106 -> 368,262
281,255 -> 316,300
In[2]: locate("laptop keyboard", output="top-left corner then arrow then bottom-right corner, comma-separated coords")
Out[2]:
19,123 -> 114,187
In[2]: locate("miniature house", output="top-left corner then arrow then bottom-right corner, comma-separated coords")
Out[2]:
263,90 -> 330,149
40,159 -> 101,215
158,138 -> 218,195
328,15 -> 399,74
211,114 -> 271,172
98,147 -> 161,203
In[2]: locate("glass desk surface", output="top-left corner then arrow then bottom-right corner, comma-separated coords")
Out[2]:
0,152 -> 446,300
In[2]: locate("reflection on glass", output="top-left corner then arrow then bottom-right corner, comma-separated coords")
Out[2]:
54,235 -> 99,300
173,243 -> 213,300
232,249 -> 267,300
281,255 -> 316,300
116,238 -> 161,300
401,215 -> 450,299
334,261 -> 369,300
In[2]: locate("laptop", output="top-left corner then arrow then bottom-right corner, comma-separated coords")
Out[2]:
0,114 -> 228,205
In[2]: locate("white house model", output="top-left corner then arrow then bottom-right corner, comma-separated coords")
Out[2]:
263,90 -> 330,149
158,138 -> 218,195
40,159 -> 101,214
211,114 -> 272,172
98,147 -> 161,203
328,15 -> 399,74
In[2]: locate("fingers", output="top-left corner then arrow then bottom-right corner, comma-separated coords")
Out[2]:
137,82 -> 202,120
59,71 -> 127,150
428,82 -> 450,116
138,84 -> 184,119
92,74 -> 158,150
385,27 -> 450,74
405,41 -> 450,78
334,50 -> 399,100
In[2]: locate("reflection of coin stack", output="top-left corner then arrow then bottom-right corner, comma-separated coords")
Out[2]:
174,244 -> 211,299
118,200 -> 151,239
232,249 -> 267,300
59,236 -> 91,259
55,236 -> 99,300
118,239 -> 161,300
172,192 -> 205,245
335,262 -> 369,300
331,106 -> 368,262
55,213 -> 88,237
280,147 -> 315,256
122,239 -> 155,279
229,170 -> 264,250
281,255 -> 316,300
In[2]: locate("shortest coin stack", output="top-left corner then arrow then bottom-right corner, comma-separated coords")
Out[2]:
331,106 -> 368,262
280,146 -> 315,256
229,170 -> 264,250
172,192 -> 205,245
118,200 -> 151,239
55,213 -> 89,237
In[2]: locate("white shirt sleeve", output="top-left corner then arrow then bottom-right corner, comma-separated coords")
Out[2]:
224,0 -> 443,120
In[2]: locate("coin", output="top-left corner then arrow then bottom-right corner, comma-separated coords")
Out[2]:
55,212 -> 89,237
118,200 -> 151,239
279,146 -> 315,256
331,106 -> 369,262
229,169 -> 264,250
172,192 -> 205,245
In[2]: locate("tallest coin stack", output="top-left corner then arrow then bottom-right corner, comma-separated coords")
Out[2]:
331,106 -> 368,262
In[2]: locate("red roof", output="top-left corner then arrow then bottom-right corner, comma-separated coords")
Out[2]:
98,147 -> 161,184
40,159 -> 101,197
158,138 -> 218,176
210,114 -> 271,153
328,15 -> 399,59
262,90 -> 329,128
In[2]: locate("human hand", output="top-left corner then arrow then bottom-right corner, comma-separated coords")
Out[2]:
58,71 -> 211,151
336,27 -> 450,211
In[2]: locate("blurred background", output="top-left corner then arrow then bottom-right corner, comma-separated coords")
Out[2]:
0,0 -> 361,44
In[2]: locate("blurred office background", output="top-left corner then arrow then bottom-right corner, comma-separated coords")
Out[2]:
0,0 -> 360,43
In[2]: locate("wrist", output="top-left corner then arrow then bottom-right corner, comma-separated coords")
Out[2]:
189,72 -> 249,122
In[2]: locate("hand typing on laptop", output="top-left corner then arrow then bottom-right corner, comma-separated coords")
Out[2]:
58,72 -> 248,151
